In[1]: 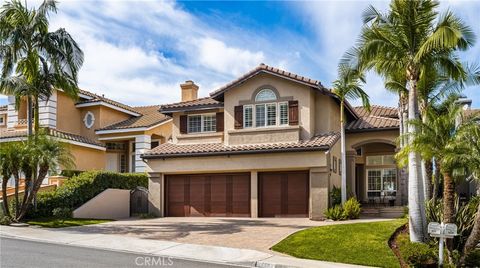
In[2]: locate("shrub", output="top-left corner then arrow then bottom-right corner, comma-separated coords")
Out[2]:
52,207 -> 72,222
342,198 -> 361,219
465,249 -> 480,267
397,232 -> 438,267
29,171 -> 147,218
0,215 -> 12,225
330,186 -> 341,206
60,170 -> 84,178
324,205 -> 346,221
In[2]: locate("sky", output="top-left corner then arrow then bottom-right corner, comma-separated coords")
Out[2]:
0,0 -> 479,108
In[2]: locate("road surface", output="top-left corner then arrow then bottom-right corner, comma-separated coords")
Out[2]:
0,237 -> 249,268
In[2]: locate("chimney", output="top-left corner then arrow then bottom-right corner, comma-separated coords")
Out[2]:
180,80 -> 199,102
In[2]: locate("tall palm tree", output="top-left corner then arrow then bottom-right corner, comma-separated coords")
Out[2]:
0,0 -> 83,135
343,0 -> 476,242
332,65 -> 370,203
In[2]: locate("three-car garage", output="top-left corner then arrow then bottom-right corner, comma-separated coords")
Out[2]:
164,171 -> 309,218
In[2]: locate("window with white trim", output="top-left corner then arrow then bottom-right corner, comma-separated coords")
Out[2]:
366,154 -> 397,199
244,88 -> 289,128
188,114 -> 216,133
0,116 -> 4,125
244,105 -> 253,128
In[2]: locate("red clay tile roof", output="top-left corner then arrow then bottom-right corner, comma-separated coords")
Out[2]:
346,116 -> 399,132
143,132 -> 339,158
0,128 -> 104,147
354,105 -> 398,118
78,89 -> 140,115
97,105 -> 171,131
160,97 -> 223,113
210,63 -> 324,99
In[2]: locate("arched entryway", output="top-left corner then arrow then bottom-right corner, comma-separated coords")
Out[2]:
349,141 -> 404,206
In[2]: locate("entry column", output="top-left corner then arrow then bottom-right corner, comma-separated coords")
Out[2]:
250,171 -> 258,218
148,172 -> 163,217
309,167 -> 329,220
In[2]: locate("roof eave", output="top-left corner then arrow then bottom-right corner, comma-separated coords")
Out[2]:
160,104 -> 224,114
346,126 -> 399,133
141,145 -> 330,159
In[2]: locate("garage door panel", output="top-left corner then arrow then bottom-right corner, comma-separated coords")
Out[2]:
259,171 -> 309,217
189,176 -> 206,216
166,176 -> 187,217
166,173 -> 250,217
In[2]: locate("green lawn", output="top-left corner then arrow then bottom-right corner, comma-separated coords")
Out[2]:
272,219 -> 406,268
27,218 -> 112,228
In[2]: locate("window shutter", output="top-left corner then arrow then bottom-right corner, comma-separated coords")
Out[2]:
180,115 -> 188,134
234,105 -> 243,129
216,112 -> 224,132
288,100 -> 299,125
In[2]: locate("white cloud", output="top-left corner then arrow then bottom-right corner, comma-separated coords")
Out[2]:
196,37 -> 265,76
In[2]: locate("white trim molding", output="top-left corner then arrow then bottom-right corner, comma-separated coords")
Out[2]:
95,119 -> 172,135
83,111 -> 95,129
76,101 -> 140,116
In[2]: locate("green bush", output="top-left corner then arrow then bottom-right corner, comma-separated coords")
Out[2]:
0,215 -> 12,225
330,186 -> 341,206
397,232 -> 438,267
60,170 -> 84,178
52,207 -> 72,222
28,171 -> 147,218
465,249 -> 480,267
342,198 -> 361,219
324,205 -> 346,221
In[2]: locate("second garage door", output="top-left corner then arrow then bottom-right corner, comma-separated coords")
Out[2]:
165,173 -> 250,217
259,171 -> 309,217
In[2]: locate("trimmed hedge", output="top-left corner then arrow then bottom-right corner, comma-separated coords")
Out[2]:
28,171 -> 148,218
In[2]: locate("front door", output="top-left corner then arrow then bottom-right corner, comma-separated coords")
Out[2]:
106,153 -> 119,172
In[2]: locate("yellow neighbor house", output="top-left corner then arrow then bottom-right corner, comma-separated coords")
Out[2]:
0,89 -> 171,173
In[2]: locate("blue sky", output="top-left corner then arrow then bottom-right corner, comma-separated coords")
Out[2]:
0,0 -> 479,108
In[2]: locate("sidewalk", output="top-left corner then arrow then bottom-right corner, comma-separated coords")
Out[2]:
0,225 -> 369,268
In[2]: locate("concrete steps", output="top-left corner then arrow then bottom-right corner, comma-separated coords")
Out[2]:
361,206 -> 405,218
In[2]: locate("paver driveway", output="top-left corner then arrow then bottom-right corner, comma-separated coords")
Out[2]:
66,217 -> 387,252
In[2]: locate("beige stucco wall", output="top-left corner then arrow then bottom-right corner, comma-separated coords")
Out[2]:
223,73 -> 314,143
146,151 -> 328,174
228,126 -> 300,145
69,144 -> 106,171
56,91 -> 83,135
346,129 -> 398,150
73,188 -> 130,219
314,93 -> 341,134
328,139 -> 342,189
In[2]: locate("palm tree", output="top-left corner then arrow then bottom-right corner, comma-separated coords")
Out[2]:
456,120 -> 480,265
332,65 -> 370,203
343,0 -> 476,242
0,0 -> 83,135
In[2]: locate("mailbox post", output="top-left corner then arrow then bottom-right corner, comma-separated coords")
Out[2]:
427,222 -> 458,266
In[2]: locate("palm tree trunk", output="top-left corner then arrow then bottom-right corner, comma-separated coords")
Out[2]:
423,159 -> 433,200
1,176 -> 11,218
460,201 -> 480,265
14,173 -> 19,219
27,96 -> 33,136
340,101 -> 347,204
17,165 -> 49,221
442,171 -> 455,224
432,159 -> 440,203
34,95 -> 40,134
407,76 -> 427,242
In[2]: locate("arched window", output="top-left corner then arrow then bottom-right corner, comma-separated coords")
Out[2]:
255,89 -> 277,102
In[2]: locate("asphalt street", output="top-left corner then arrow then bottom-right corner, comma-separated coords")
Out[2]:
0,237 -> 250,268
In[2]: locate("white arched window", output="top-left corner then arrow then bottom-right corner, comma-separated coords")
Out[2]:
243,88 -> 288,128
255,89 -> 277,102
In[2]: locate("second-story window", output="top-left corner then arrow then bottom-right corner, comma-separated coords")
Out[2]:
244,88 -> 289,128
188,114 -> 216,133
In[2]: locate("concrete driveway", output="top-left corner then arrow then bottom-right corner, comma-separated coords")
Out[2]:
66,217 -> 387,252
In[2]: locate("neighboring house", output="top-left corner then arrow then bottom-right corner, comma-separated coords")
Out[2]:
0,89 -> 171,174
142,64 -> 404,220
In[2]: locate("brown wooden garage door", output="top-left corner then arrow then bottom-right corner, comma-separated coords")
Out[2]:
259,171 -> 309,217
165,173 -> 250,217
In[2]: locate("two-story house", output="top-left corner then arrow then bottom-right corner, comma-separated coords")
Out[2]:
143,64 -> 404,220
0,89 -> 172,174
